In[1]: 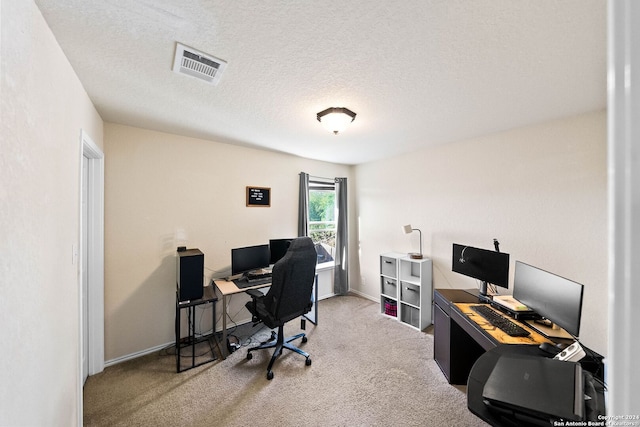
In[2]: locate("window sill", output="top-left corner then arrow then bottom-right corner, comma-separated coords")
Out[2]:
316,261 -> 335,272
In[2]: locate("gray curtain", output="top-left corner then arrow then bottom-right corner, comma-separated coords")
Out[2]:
334,177 -> 349,295
298,172 -> 309,237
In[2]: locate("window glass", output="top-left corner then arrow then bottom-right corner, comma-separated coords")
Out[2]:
308,180 -> 335,264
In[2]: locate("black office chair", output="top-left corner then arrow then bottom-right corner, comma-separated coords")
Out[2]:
244,236 -> 317,380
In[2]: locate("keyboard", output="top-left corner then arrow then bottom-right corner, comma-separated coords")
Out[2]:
470,305 -> 531,337
233,276 -> 271,289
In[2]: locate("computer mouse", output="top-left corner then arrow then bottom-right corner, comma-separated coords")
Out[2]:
539,342 -> 561,355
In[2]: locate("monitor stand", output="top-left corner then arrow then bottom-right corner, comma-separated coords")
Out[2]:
478,281 -> 491,304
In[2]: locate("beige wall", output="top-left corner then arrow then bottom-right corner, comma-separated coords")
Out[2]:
104,124 -> 353,361
353,111 -> 607,355
0,1 -> 104,425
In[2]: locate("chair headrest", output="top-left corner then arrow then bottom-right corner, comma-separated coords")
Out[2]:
287,236 -> 314,252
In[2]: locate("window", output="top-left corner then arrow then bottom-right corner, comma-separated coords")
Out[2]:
308,178 -> 336,264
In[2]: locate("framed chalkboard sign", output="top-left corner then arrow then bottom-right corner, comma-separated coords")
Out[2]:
246,186 -> 271,207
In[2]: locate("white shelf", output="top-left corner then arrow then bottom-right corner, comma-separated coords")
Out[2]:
379,253 -> 432,330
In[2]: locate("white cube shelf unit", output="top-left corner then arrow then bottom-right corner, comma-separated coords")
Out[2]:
380,253 -> 433,330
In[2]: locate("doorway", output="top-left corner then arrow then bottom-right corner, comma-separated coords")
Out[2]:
79,130 -> 105,382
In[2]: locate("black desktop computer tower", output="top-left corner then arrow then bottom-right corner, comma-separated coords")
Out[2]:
176,248 -> 204,302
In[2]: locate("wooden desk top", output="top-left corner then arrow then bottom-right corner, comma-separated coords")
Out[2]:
455,303 -> 553,346
213,279 -> 271,296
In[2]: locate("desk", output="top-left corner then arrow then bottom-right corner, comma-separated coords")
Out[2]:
175,285 -> 221,372
433,289 -> 604,385
434,289 -> 605,425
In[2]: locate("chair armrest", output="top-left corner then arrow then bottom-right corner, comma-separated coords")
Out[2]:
245,289 -> 265,324
245,289 -> 263,299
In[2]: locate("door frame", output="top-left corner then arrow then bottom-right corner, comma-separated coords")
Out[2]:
78,129 -> 105,420
608,1 -> 640,414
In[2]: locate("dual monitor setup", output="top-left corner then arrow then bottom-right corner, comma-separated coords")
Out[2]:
230,238 -> 296,287
451,242 -> 584,339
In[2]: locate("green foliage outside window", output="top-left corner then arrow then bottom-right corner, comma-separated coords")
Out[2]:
309,190 -> 336,252
309,191 -> 335,222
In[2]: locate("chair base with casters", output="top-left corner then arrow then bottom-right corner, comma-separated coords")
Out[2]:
246,323 -> 311,380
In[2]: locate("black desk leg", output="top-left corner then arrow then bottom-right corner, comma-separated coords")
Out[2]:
190,306 -> 196,370
211,300 -> 219,359
175,300 -> 180,373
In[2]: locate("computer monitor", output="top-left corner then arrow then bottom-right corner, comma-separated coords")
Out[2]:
452,243 -> 510,302
269,238 -> 294,265
512,261 -> 584,338
231,244 -> 270,276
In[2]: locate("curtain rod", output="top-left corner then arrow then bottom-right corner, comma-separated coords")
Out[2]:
309,175 -> 334,183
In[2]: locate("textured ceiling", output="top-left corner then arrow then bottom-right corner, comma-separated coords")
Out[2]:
34,0 -> 606,165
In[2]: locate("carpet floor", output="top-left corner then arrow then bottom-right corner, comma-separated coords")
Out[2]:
83,294 -> 488,426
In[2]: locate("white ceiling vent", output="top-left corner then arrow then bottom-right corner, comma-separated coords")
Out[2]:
172,43 -> 227,85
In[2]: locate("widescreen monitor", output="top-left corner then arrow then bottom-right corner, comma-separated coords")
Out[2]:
231,244 -> 270,275
513,261 -> 584,338
452,243 -> 510,300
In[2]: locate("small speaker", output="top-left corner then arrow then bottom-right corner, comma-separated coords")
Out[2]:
177,248 -> 204,301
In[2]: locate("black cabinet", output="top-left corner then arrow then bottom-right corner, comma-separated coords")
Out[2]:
433,301 -> 451,381
433,288 -> 485,385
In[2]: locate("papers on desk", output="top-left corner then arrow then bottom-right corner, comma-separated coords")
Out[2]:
492,295 -> 529,311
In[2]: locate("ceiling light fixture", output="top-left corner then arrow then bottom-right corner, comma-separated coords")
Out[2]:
316,107 -> 356,135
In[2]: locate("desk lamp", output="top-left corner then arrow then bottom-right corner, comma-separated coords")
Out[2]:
402,225 -> 423,259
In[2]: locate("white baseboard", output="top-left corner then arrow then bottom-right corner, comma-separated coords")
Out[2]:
104,294 -> 342,368
348,289 -> 378,302
104,342 -> 173,367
